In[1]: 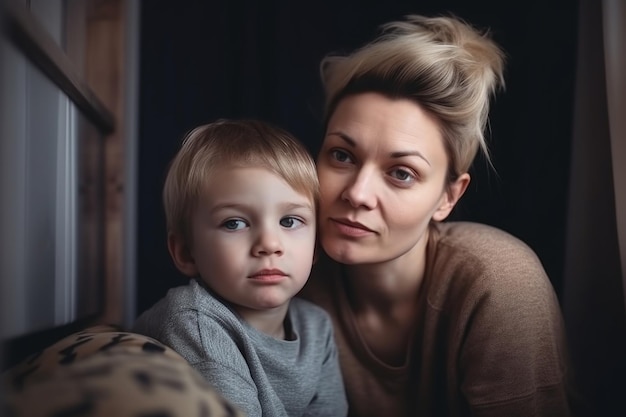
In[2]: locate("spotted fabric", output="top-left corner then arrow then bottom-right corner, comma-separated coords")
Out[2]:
2,324 -> 245,417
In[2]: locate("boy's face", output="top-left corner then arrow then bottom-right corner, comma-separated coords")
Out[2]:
189,166 -> 316,315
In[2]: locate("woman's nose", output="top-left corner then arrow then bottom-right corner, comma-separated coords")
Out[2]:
341,168 -> 377,209
251,227 -> 284,256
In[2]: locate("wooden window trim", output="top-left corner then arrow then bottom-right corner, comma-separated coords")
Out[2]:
1,0 -> 115,134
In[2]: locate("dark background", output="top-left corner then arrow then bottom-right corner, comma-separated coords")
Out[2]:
137,0 -> 579,314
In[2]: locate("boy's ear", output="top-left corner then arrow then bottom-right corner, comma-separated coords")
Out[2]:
432,173 -> 470,222
167,233 -> 198,277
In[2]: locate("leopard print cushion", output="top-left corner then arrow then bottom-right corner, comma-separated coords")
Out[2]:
2,324 -> 245,417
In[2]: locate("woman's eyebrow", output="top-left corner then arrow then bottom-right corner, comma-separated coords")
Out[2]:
390,150 -> 431,166
326,131 -> 356,147
327,131 -> 431,166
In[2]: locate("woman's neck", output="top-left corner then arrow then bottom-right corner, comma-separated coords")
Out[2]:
340,233 -> 430,366
343,233 -> 429,314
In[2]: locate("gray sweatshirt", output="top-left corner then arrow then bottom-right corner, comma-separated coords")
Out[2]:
133,279 -> 348,417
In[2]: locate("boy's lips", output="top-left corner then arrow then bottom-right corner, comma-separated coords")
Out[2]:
248,269 -> 287,282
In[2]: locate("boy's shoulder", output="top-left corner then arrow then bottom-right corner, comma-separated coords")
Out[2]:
134,280 -> 229,328
289,297 -> 337,349
290,296 -> 329,315
288,297 -> 334,334
143,281 -> 203,312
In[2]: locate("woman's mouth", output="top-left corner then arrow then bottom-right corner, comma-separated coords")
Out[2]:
329,218 -> 375,237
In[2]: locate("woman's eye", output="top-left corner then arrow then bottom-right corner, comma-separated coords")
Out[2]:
221,219 -> 247,230
389,168 -> 416,183
280,216 -> 304,229
331,149 -> 353,164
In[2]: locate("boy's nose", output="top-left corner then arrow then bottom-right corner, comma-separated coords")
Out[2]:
252,229 -> 283,256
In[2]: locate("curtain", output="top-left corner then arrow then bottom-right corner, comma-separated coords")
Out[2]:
602,0 -> 626,310
562,0 -> 626,415
135,1 -> 623,414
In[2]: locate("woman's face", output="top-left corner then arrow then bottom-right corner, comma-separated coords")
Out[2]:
316,92 -> 467,265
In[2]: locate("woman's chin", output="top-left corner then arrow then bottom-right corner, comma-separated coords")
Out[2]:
322,240 -> 365,265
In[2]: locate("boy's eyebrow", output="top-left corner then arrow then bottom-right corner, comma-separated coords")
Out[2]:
326,131 -> 431,166
210,201 -> 314,213
283,202 -> 315,211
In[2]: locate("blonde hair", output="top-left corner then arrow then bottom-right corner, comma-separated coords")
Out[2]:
163,119 -> 319,244
321,14 -> 506,179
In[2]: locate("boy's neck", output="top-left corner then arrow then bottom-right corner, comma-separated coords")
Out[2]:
236,303 -> 292,340
198,280 -> 293,340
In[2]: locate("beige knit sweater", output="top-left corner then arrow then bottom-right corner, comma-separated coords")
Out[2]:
299,221 -> 573,417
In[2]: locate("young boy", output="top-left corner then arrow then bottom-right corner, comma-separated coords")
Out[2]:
132,119 -> 348,417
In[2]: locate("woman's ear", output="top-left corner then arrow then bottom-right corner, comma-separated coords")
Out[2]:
167,232 -> 199,277
432,173 -> 470,222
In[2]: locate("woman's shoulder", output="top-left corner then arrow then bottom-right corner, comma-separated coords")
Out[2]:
428,221 -> 554,306
427,222 -> 567,376
435,220 -> 530,245
433,221 -> 540,265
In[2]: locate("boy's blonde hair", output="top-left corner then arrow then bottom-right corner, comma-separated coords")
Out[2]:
163,119 -> 319,245
321,14 -> 506,181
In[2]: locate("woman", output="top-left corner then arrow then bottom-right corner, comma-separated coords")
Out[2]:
300,14 -> 573,417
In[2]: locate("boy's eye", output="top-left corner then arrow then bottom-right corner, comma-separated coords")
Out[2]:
222,219 -> 247,230
331,149 -> 353,163
280,216 -> 304,229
